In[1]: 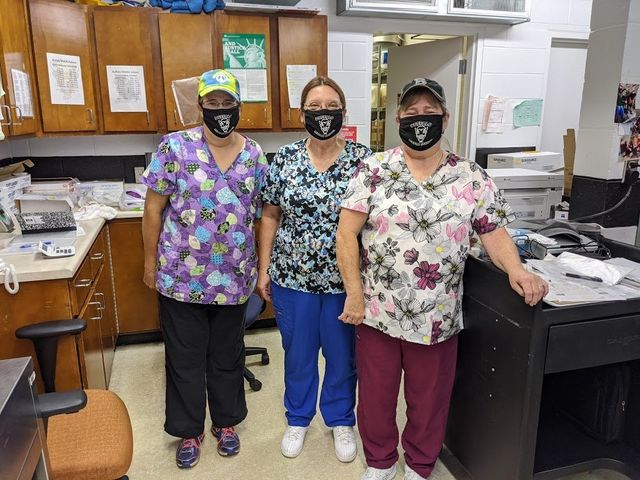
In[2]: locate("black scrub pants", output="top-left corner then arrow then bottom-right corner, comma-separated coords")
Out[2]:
159,294 -> 248,439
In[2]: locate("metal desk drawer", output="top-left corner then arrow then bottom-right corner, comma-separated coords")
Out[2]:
545,314 -> 640,374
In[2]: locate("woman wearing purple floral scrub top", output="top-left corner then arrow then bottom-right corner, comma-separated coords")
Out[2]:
141,70 -> 268,470
336,78 -> 549,480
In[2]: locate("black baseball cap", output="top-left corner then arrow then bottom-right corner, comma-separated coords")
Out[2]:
399,78 -> 446,108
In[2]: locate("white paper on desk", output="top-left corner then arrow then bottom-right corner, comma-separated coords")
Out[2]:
227,69 -> 268,103
482,95 -> 505,133
526,259 -> 640,306
557,251 -> 632,286
11,69 -> 34,118
286,65 -> 316,108
106,65 -> 147,113
47,53 -> 85,105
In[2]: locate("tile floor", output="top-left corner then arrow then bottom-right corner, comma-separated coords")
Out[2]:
109,327 -> 630,480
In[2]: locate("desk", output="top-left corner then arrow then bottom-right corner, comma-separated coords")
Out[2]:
0,358 -> 50,480
444,238 -> 640,480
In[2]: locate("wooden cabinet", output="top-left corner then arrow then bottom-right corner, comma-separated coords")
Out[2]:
277,15 -> 328,129
93,7 -> 165,132
159,13 -> 215,132
29,0 -> 99,133
0,0 -> 39,136
0,225 -> 116,392
109,218 -> 160,335
215,12 -> 272,130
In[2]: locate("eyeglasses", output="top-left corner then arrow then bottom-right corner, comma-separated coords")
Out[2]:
304,102 -> 343,111
202,100 -> 239,109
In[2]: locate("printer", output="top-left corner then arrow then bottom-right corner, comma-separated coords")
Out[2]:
486,168 -> 563,221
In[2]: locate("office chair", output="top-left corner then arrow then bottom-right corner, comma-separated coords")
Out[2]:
15,319 -> 133,480
244,293 -> 270,391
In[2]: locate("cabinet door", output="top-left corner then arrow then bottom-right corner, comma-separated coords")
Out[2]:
29,0 -> 98,132
80,293 -> 107,390
159,13 -> 215,132
278,16 -> 327,129
0,0 -> 39,136
93,8 -> 165,132
215,12 -> 272,130
94,268 -> 115,387
109,219 -> 160,334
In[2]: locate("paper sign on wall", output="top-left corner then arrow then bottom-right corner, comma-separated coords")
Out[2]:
340,125 -> 357,142
513,99 -> 543,128
47,53 -> 85,105
286,65 -> 317,108
223,33 -> 268,102
11,69 -> 34,118
106,65 -> 147,113
482,95 -> 505,133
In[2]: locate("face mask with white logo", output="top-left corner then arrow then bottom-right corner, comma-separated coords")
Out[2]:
399,114 -> 444,151
304,109 -> 343,140
203,106 -> 240,138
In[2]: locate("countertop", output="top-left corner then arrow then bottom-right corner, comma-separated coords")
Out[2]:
0,218 -> 105,283
114,208 -> 143,219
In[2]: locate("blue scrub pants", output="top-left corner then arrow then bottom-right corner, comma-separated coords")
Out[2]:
271,282 -> 356,427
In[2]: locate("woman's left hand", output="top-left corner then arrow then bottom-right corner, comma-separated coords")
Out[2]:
508,269 -> 549,306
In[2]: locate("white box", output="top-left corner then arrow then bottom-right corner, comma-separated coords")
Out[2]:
0,172 -> 31,193
487,151 -> 563,172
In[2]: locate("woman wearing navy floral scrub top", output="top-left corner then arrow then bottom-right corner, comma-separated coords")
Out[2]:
258,76 -> 371,463
337,78 -> 549,480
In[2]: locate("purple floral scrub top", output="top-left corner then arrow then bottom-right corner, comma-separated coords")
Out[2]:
141,126 -> 268,305
341,148 -> 515,345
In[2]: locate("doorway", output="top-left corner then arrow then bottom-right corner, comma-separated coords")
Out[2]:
370,34 -> 472,155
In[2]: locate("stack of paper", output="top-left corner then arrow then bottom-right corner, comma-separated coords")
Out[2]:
526,257 -> 640,307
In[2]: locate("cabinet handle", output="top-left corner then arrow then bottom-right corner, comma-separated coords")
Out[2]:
264,108 -> 267,120
0,105 -> 11,126
74,278 -> 93,288
173,109 -> 178,127
90,252 -> 104,261
10,105 -> 23,126
94,291 -> 105,310
288,109 -> 291,122
88,300 -> 102,320
146,111 -> 150,126
87,108 -> 94,124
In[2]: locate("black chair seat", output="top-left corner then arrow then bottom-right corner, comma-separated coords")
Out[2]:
16,319 -> 86,340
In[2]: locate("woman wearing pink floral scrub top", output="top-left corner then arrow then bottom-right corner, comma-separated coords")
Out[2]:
336,78 -> 548,480
141,70 -> 267,469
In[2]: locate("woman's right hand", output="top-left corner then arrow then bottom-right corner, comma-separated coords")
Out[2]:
339,294 -> 366,325
257,270 -> 271,301
143,265 -> 156,289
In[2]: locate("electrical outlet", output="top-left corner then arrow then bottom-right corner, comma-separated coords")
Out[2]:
134,166 -> 144,183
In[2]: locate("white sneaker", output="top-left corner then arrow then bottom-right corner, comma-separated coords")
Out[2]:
280,426 -> 308,458
332,426 -> 357,462
361,463 -> 398,480
404,464 -> 427,480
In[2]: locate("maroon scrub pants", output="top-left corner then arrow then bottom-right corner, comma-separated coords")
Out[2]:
355,324 -> 458,479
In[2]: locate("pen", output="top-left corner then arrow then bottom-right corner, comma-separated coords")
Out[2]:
565,272 -> 603,282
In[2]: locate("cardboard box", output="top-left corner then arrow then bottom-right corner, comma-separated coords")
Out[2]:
487,151 -> 563,172
563,129 -> 576,196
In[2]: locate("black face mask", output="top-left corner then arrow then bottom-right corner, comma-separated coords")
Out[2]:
304,109 -> 343,140
399,114 -> 444,151
203,106 -> 240,138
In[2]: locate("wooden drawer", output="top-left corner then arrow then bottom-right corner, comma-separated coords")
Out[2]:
88,229 -> 107,279
70,256 -> 94,316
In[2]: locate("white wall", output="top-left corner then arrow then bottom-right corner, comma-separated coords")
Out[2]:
0,140 -> 11,160
540,41 -> 588,156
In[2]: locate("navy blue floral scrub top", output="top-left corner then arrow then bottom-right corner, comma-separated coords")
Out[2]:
262,139 -> 372,293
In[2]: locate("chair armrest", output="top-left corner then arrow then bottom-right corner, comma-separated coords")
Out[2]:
16,319 -> 87,340
37,390 -> 87,418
